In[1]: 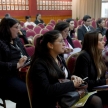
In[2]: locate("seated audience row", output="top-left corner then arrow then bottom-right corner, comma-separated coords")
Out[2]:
77,15 -> 107,43
28,30 -> 103,108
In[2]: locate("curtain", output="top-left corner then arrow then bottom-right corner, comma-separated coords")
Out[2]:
72,0 -> 102,20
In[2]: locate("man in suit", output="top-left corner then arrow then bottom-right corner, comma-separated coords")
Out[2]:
78,15 -> 94,42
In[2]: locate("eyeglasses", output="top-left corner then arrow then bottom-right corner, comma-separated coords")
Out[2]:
63,30 -> 69,34
55,39 -> 65,43
86,20 -> 92,22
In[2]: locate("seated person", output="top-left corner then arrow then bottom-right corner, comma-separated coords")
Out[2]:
74,31 -> 108,106
66,18 -> 75,38
96,19 -> 106,36
54,21 -> 81,61
102,29 -> 108,68
0,17 -> 30,108
28,30 -> 103,108
34,13 -> 46,26
18,20 -> 29,44
5,13 -> 10,17
78,15 -> 94,42
24,16 -> 36,27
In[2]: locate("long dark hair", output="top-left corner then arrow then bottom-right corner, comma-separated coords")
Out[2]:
82,31 -> 106,78
54,21 -> 69,31
96,19 -> 104,27
105,29 -> 108,46
66,18 -> 75,34
36,13 -> 41,20
0,17 -> 18,43
30,30 -> 65,79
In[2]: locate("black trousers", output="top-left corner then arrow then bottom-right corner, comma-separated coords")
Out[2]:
0,76 -> 30,108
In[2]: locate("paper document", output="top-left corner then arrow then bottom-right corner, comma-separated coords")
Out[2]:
93,85 -> 108,91
70,48 -> 81,55
71,91 -> 97,108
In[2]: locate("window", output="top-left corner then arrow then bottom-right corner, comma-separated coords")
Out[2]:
101,0 -> 108,18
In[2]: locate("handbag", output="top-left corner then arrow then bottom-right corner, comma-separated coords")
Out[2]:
58,79 -> 88,108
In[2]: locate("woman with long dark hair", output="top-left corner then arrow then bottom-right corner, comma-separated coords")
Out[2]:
96,19 -> 106,36
28,30 -> 103,108
74,31 -> 108,106
54,21 -> 81,61
66,18 -> 75,38
34,13 -> 46,26
0,17 -> 30,108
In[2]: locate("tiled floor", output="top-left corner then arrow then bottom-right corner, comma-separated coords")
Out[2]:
0,99 -> 16,108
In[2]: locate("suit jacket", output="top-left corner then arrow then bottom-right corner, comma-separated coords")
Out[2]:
30,56 -> 75,108
78,25 -> 94,41
74,51 -> 106,92
0,37 -> 30,78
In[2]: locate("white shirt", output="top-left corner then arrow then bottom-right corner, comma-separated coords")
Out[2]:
83,24 -> 91,32
24,21 -> 36,27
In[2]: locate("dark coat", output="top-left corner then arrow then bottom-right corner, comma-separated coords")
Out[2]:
96,27 -> 106,36
30,56 -> 75,108
78,25 -> 94,41
74,51 -> 106,91
0,37 -> 29,78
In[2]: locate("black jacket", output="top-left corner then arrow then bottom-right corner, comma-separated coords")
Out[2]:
74,51 -> 106,91
78,25 -> 94,41
0,37 -> 30,78
96,27 -> 106,36
30,56 -> 75,108
35,19 -> 46,26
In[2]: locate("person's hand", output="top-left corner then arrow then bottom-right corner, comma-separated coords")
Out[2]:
17,56 -> 27,69
64,48 -> 73,54
71,75 -> 84,88
18,30 -> 23,35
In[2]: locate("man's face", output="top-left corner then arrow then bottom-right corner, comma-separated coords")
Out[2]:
84,18 -> 92,26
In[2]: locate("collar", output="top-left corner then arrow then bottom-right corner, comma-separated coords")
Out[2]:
83,24 -> 90,31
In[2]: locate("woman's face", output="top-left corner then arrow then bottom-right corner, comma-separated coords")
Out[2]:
61,27 -> 69,39
69,21 -> 74,30
10,23 -> 19,39
37,14 -> 41,20
50,33 -> 65,55
98,20 -> 105,28
97,33 -> 105,50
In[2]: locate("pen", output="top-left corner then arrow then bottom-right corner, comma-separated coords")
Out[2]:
82,77 -> 88,81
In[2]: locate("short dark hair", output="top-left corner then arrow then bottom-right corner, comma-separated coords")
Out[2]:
54,21 -> 69,31
0,17 -> 18,42
66,18 -> 74,23
96,19 -> 104,27
25,16 -> 31,20
83,15 -> 91,21
5,13 -> 10,17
